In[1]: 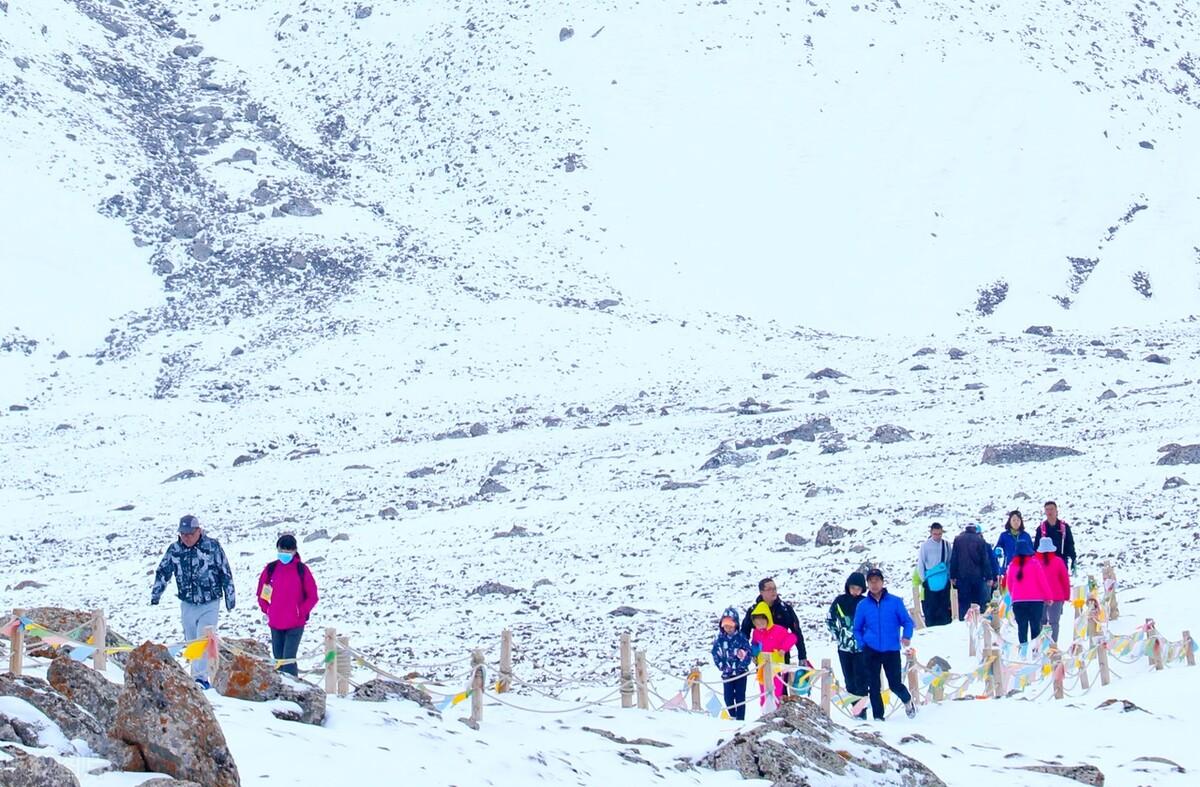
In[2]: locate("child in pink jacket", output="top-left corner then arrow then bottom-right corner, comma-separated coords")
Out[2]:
255,534 -> 319,676
749,601 -> 797,703
1005,540 -> 1047,645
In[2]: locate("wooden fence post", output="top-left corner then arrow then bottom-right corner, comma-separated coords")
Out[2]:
498,629 -> 513,693
1102,563 -> 1119,620
1184,631 -> 1196,667
989,648 -> 1003,699
931,670 -> 945,704
91,609 -> 107,673
469,649 -> 484,727
982,621 -> 993,656
911,585 -> 925,630
9,609 -> 23,677
761,657 -> 777,713
203,625 -> 219,686
1052,651 -> 1064,700
324,627 -> 337,694
1146,619 -> 1164,671
1097,641 -> 1111,685
968,604 -> 980,657
820,658 -> 832,717
1073,585 -> 1085,620
950,586 -> 960,622
1073,643 -> 1090,691
336,635 -> 351,697
905,651 -> 920,706
689,665 -> 701,712
619,633 -> 634,709
634,650 -> 649,711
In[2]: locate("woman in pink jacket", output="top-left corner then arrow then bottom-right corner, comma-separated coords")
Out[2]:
749,601 -> 797,702
255,534 -> 319,676
1005,540 -> 1047,645
1036,536 -> 1071,643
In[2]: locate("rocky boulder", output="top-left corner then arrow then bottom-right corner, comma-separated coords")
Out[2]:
1016,764 -> 1105,785
0,747 -> 82,787
47,654 -> 121,730
700,450 -> 758,471
698,699 -> 945,786
815,523 -> 850,547
111,642 -> 240,786
352,679 -> 439,715
870,424 -> 912,444
212,638 -> 326,725
981,443 -> 1082,465
0,672 -> 143,771
1157,444 -> 1200,465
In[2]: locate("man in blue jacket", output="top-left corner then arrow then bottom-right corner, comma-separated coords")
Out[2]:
853,568 -> 917,720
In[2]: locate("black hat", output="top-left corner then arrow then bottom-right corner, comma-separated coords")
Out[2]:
845,572 -> 867,593
865,568 -> 884,581
178,514 -> 201,534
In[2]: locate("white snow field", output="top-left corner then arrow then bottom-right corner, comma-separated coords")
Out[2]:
1,0 -> 1199,785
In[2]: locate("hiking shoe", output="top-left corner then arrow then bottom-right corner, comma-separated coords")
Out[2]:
904,700 -> 917,718
195,678 -> 211,690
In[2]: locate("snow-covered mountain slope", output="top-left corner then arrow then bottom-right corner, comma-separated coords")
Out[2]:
2,1 -> 1200,785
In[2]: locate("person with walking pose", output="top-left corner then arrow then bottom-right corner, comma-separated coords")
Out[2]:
853,568 -> 917,720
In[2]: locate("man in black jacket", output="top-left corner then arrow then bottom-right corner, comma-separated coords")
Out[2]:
740,577 -> 808,664
949,525 -> 993,621
1038,501 -> 1077,572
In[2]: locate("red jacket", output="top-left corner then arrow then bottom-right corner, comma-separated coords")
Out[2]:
256,560 -> 319,630
1036,553 -> 1071,602
1005,555 -> 1047,602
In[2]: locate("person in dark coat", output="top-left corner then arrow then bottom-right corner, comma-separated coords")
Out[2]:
740,577 -> 807,667
1037,501 -> 1077,573
826,572 -> 868,719
949,525 -> 994,620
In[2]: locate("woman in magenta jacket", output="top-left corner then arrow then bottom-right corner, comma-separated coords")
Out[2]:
1005,541 -> 1047,645
255,534 -> 320,676
1035,536 -> 1071,643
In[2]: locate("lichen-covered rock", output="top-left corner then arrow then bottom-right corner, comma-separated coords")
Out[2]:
352,679 -> 438,714
981,443 -> 1082,465
111,642 -> 240,786
47,653 -> 121,730
698,699 -> 945,786
212,638 -> 326,725
1017,763 -> 1105,785
1157,444 -> 1200,465
0,747 -> 82,787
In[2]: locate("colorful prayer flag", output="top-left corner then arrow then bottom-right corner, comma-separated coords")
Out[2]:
68,645 -> 96,662
181,639 -> 208,662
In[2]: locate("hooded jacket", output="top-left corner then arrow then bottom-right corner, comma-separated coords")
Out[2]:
1005,552 -> 1048,602
949,528 -> 994,584
151,534 -> 236,609
748,602 -> 798,664
852,588 -> 914,652
711,607 -> 753,677
1037,519 -> 1077,570
256,558 -> 320,630
995,528 -> 1034,570
740,595 -> 807,660
1036,552 -> 1071,601
826,573 -> 866,653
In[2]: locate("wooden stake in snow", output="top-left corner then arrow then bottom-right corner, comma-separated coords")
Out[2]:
1184,631 -> 1196,667
336,635 -> 351,697
1097,641 -> 1112,686
819,658 -> 832,717
203,625 -> 219,686
498,629 -> 513,693
688,665 -> 701,712
619,633 -> 634,709
950,586 -> 960,622
634,650 -> 649,710
91,608 -> 107,673
324,627 -> 337,695
1146,620 -> 1164,671
9,608 -> 23,677
911,585 -> 926,630
905,650 -> 920,705
1073,643 -> 1090,691
760,657 -> 777,714
1102,563 -> 1119,621
968,603 -> 980,658
470,649 -> 484,726
989,648 -> 1003,699
1052,651 -> 1064,700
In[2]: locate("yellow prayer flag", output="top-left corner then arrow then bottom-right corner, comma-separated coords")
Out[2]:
181,639 -> 208,661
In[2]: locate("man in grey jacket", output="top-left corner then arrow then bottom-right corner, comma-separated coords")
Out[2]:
915,522 -> 953,626
151,515 -> 236,688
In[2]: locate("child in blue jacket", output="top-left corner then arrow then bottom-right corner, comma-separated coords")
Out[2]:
711,607 -> 753,720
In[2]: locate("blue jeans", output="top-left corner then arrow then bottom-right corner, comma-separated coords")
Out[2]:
181,600 -> 220,678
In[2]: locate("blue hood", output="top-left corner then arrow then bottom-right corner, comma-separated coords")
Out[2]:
717,606 -> 742,632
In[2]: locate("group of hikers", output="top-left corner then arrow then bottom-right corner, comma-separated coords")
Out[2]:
711,502 -> 1078,722
150,514 -> 319,689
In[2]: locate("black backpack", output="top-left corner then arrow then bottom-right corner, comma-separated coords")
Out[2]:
265,559 -> 308,602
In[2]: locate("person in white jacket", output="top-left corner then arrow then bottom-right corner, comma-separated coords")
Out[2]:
915,522 -> 953,626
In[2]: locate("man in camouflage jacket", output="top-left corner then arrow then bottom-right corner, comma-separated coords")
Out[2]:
151,514 -> 236,686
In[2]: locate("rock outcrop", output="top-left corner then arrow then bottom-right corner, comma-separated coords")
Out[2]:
699,699 -> 945,786
111,642 -> 240,787
0,746 -> 82,787
212,638 -> 326,725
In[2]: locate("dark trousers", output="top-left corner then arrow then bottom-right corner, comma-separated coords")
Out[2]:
863,645 -> 911,720
838,649 -> 867,717
956,579 -> 989,620
270,626 -> 305,677
722,674 -> 748,721
1012,601 -> 1044,644
922,584 -> 952,626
